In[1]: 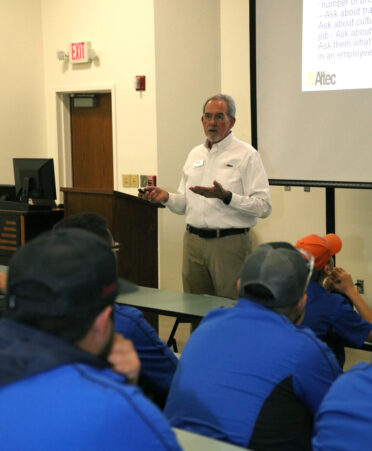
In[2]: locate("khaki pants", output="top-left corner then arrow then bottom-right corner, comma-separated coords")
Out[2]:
182,230 -> 252,300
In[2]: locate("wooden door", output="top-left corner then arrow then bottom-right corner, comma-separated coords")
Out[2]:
70,93 -> 113,190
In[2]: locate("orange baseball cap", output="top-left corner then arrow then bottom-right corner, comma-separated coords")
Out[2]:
294,233 -> 342,270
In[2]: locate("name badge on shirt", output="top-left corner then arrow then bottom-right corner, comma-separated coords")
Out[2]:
193,159 -> 204,168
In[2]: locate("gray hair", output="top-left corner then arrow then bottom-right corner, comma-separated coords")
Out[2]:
202,94 -> 236,118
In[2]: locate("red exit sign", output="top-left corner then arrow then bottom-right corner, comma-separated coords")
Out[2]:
70,41 -> 89,63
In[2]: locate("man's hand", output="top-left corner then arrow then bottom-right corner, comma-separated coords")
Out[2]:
138,186 -> 169,204
329,267 -> 372,326
0,272 -> 7,294
322,276 -> 335,292
108,333 -> 140,385
189,180 -> 229,201
329,267 -> 355,295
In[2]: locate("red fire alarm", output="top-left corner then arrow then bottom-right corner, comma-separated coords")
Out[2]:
135,75 -> 146,91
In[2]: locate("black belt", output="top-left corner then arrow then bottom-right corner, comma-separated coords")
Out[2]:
186,224 -> 250,239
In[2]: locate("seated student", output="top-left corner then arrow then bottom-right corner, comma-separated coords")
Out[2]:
312,361 -> 372,450
0,228 -> 180,450
295,233 -> 372,367
54,212 -> 178,406
164,242 -> 341,450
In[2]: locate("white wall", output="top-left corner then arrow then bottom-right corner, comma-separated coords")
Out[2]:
0,0 -> 46,183
154,0 -> 221,290
336,189 -> 372,305
41,0 -> 158,199
220,0 -> 251,144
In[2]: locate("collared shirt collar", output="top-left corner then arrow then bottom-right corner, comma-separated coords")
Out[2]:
204,131 -> 234,151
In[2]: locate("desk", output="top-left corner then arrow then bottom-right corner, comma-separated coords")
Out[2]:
116,286 -> 235,319
116,286 -> 235,350
116,287 -> 372,353
173,428 -> 247,450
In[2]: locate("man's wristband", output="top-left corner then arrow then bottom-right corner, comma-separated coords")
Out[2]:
222,191 -> 232,205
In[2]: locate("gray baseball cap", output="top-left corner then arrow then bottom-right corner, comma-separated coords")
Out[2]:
6,228 -> 137,317
239,242 -> 312,307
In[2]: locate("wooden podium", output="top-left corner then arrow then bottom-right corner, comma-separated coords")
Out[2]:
61,188 -> 161,288
61,188 -> 162,331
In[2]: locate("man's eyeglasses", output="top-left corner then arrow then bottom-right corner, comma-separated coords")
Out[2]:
202,112 -> 228,122
111,242 -> 121,253
297,248 -> 315,294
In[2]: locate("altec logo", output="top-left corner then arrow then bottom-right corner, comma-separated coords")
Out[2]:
306,71 -> 337,86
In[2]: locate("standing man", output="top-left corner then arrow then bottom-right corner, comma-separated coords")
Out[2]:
140,94 -> 271,299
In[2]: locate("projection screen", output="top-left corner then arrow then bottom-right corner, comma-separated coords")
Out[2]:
255,0 -> 372,185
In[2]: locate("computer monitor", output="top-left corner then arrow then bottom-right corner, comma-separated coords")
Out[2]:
13,158 -> 56,206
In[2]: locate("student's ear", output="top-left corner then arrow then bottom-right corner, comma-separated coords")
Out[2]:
92,305 -> 113,338
323,263 -> 332,276
76,305 -> 113,354
236,278 -> 241,293
299,293 -> 307,310
293,293 -> 307,325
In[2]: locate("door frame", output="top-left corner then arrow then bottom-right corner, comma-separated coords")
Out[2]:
55,83 -> 118,191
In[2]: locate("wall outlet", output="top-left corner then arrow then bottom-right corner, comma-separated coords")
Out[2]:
130,174 -> 139,187
356,279 -> 364,294
140,175 -> 148,187
122,174 -> 130,187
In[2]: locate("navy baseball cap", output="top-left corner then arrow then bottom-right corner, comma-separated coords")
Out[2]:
239,242 -> 313,307
6,228 -> 137,317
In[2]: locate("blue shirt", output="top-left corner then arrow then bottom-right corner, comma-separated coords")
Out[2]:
302,281 -> 372,366
0,319 -> 181,451
313,362 -> 372,450
114,303 -> 178,397
0,365 -> 181,451
164,299 -> 341,449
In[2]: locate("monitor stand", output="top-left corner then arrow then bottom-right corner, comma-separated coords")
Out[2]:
20,176 -> 30,203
